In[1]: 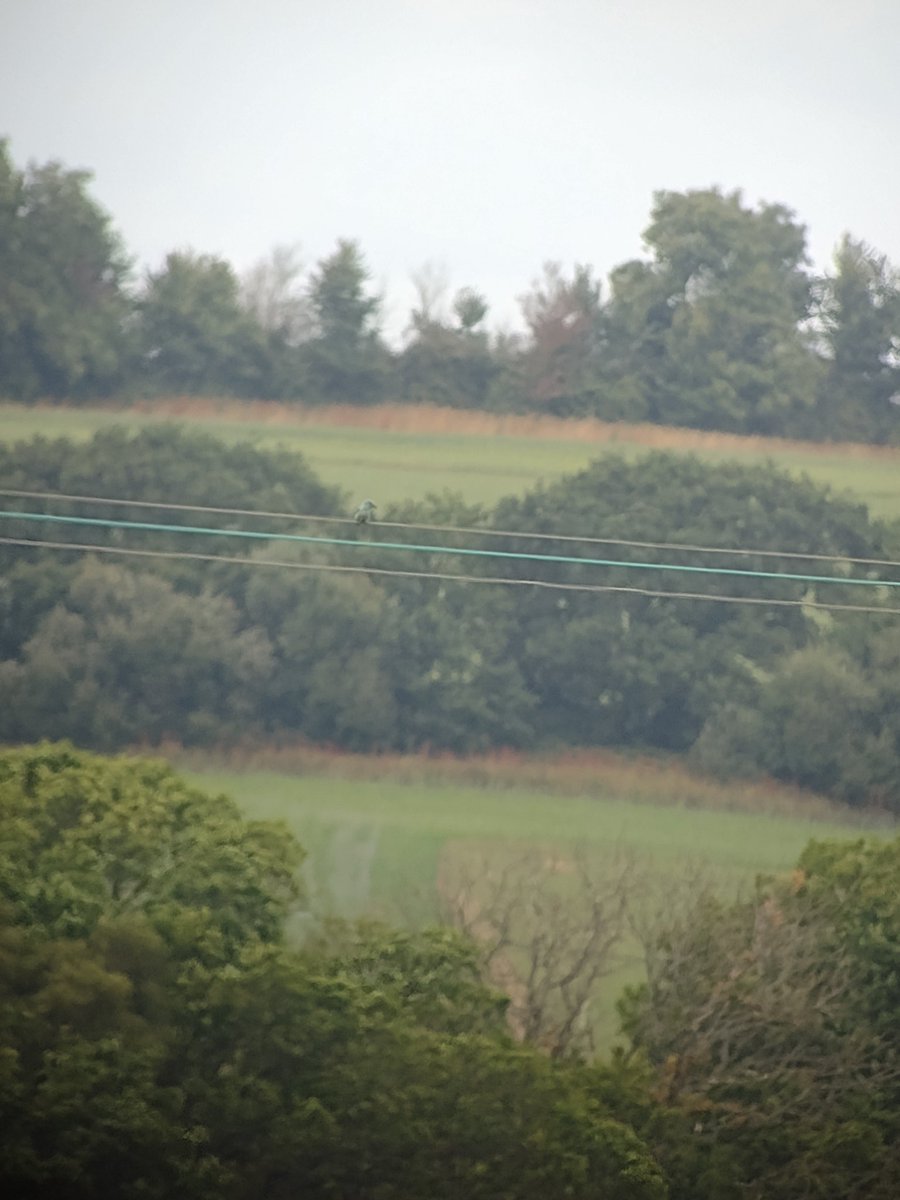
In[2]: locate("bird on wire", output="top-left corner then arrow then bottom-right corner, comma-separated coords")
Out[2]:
353,498 -> 377,524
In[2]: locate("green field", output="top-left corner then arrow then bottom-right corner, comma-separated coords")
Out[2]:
3,402 -> 900,518
187,768 -> 881,1044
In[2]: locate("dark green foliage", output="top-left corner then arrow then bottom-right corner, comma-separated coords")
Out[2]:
136,251 -> 271,397
489,453 -> 891,757
810,236 -> 900,444
399,303 -> 498,410
383,579 -> 538,753
694,629 -> 900,811
0,559 -> 274,748
796,836 -> 900,1035
302,239 -> 391,405
0,745 -> 666,1200
244,564 -> 400,749
627,189 -> 819,434
4,748 -> 896,1200
0,140 -> 132,400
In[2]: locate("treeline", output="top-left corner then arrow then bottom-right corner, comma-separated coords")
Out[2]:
1,426 -> 898,812
2,140 -> 899,443
2,744 -> 898,1199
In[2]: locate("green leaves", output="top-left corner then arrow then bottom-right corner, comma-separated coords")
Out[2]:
0,140 -> 132,400
137,251 -> 270,397
813,235 -> 900,443
0,744 -> 304,949
303,239 -> 390,405
611,188 -> 818,433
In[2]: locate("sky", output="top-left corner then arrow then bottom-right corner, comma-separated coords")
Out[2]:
2,0 -> 899,340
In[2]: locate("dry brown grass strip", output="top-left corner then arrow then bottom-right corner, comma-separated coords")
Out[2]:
121,396 -> 900,462
155,738 -> 883,825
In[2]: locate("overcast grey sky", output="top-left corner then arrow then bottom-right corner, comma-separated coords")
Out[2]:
3,0 -> 899,338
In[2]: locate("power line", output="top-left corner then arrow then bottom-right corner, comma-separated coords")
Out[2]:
4,535 -> 899,616
2,508 -> 898,590
3,487 -> 897,570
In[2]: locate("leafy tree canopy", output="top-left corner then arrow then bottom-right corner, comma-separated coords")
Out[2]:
0,745 -> 666,1200
0,139 -> 131,400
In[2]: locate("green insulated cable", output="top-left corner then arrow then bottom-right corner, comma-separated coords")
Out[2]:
1,509 -> 899,590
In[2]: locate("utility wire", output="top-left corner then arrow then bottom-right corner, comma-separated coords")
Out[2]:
2,487 -> 897,570
2,508 -> 898,590
4,536 -> 899,616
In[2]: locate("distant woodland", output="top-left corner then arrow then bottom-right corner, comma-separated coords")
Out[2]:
1,140 -> 898,444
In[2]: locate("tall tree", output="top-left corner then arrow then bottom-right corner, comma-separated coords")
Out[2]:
813,235 -> 900,443
0,140 -> 131,400
239,243 -> 310,344
239,243 -> 311,397
610,189 -> 820,432
303,239 -> 390,404
518,262 -> 607,417
137,250 -> 269,396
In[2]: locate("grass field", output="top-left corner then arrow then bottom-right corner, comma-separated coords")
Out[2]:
183,762 -> 886,1045
3,399 -> 900,519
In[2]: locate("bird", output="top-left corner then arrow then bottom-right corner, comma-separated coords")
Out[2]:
353,499 -> 377,524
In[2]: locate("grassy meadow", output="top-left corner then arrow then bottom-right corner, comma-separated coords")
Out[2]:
182,753 -> 887,1045
2,398 -> 900,518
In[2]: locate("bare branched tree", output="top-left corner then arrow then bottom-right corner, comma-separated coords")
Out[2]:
240,243 -> 311,344
439,845 -> 636,1058
625,874 -> 900,1138
408,261 -> 450,335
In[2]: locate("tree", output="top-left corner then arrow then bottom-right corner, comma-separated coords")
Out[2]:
441,847 -> 635,1057
399,271 -> 497,409
489,452 -> 891,754
453,285 -> 489,332
0,742 -> 304,951
238,244 -> 312,398
693,630 -> 900,813
244,563 -> 399,749
0,743 -> 300,1199
0,560 -> 274,748
303,239 -> 390,404
812,235 -> 900,443
619,838 -> 900,1199
383,577 -> 537,753
0,140 -> 132,400
0,423 -> 343,586
518,262 -> 607,417
611,189 -> 820,432
137,250 -> 269,396
239,243 -> 310,345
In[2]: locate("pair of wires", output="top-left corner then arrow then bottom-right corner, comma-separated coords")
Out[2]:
2,486 -> 899,569
1,484 -> 899,616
